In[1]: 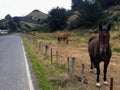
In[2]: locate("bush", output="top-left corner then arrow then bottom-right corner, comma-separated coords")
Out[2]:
48,7 -> 68,32
31,24 -> 51,32
67,19 -> 79,30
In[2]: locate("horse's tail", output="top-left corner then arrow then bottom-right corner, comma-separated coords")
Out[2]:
88,36 -> 96,43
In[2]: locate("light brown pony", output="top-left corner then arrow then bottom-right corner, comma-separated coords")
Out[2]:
88,24 -> 112,87
57,33 -> 68,44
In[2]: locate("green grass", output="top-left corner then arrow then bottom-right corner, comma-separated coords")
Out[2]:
112,48 -> 120,53
77,33 -> 85,38
22,37 -> 53,90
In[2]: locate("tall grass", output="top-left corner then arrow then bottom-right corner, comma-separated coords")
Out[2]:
22,37 -> 53,90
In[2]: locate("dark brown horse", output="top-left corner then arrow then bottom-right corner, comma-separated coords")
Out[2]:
88,24 -> 112,87
57,33 -> 68,44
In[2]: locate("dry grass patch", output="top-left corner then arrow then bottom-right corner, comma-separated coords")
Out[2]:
25,31 -> 120,90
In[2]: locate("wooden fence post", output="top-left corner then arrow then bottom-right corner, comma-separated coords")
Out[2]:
35,40 -> 37,48
110,77 -> 113,90
81,64 -> 84,85
67,57 -> 70,75
30,37 -> 32,43
56,51 -> 58,64
50,48 -> 53,64
70,57 -> 75,77
32,38 -> 34,45
45,45 -> 48,55
36,39 -> 38,48
39,42 -> 41,51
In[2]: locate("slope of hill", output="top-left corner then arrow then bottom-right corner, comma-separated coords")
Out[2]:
19,9 -> 48,29
67,11 -> 79,24
27,9 -> 48,21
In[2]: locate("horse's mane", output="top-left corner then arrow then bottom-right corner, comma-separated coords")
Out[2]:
88,36 -> 97,43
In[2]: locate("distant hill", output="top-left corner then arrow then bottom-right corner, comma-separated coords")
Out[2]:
27,9 -> 48,21
0,9 -> 48,32
19,9 -> 48,25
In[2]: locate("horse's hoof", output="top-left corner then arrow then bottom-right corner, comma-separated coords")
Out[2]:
96,82 -> 101,87
90,69 -> 93,73
104,81 -> 108,85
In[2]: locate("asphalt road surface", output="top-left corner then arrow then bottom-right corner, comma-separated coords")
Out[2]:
0,34 -> 34,90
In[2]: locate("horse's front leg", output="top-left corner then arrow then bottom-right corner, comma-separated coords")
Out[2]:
95,63 -> 101,87
103,62 -> 109,85
57,37 -> 60,43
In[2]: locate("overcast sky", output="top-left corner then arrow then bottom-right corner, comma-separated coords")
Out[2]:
0,0 -> 71,19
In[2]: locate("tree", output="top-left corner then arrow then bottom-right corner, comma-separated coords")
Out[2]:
77,1 -> 104,27
5,14 -> 12,21
0,23 -> 7,30
13,17 -> 20,24
7,20 -> 16,32
69,0 -> 120,28
96,0 -> 120,10
48,7 -> 68,32
13,17 -> 21,31
4,15 -> 21,32
71,0 -> 79,11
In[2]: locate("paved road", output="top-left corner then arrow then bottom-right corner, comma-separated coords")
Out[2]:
0,34 -> 34,90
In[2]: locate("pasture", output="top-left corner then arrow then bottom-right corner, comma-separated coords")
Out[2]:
24,30 -> 120,90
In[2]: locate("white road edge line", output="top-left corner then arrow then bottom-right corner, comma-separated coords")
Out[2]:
21,38 -> 34,90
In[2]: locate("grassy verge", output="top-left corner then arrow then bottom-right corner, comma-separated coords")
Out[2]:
22,35 -> 67,90
113,48 -> 120,53
22,36 -> 53,90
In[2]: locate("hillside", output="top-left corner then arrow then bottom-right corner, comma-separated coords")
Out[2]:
19,10 -> 48,31
27,9 -> 48,21
67,11 -> 79,24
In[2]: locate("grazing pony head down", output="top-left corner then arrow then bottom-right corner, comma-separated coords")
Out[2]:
88,23 -> 112,87
57,33 -> 68,44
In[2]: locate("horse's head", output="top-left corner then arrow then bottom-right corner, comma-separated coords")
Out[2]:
98,23 -> 112,53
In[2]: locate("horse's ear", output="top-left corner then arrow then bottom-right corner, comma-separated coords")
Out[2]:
99,24 -> 102,31
107,23 -> 112,31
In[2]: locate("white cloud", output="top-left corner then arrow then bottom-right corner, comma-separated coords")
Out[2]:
0,0 -> 71,19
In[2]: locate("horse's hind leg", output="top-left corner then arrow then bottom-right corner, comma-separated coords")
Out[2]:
63,38 -> 65,43
57,37 -> 60,42
90,57 -> 94,72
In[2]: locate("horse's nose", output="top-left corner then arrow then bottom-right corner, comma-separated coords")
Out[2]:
100,48 -> 103,54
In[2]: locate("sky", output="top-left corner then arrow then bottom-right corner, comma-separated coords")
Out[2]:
0,0 -> 71,19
